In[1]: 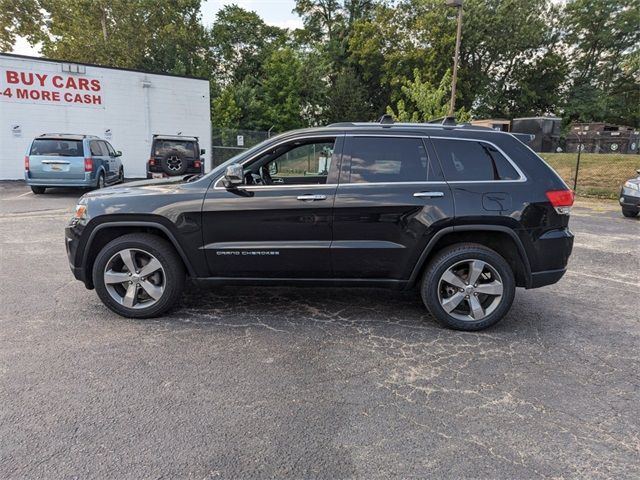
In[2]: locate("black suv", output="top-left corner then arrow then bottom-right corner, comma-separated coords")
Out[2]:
146,134 -> 205,178
66,120 -> 574,330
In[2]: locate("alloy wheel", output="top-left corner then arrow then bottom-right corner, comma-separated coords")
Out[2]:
437,259 -> 504,322
103,248 -> 165,309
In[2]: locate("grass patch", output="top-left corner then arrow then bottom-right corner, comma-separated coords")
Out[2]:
540,153 -> 639,199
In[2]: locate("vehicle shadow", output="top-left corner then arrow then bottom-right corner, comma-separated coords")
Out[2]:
170,284 -> 528,337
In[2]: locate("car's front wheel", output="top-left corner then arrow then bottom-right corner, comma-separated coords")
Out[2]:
421,243 -> 515,331
622,207 -> 638,218
92,233 -> 185,318
30,186 -> 46,194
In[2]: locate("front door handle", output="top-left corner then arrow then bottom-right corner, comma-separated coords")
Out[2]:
297,194 -> 327,201
413,191 -> 445,198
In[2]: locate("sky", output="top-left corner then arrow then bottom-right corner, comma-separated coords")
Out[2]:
11,0 -> 302,56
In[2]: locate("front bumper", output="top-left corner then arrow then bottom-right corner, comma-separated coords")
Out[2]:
619,187 -> 640,210
65,222 -> 89,286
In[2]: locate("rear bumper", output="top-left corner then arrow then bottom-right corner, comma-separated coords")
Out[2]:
530,268 -> 567,288
26,172 -> 96,188
526,227 -> 573,289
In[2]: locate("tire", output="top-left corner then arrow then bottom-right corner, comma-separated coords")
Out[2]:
160,150 -> 188,176
118,168 -> 125,183
420,243 -> 516,331
622,208 -> 638,218
92,233 -> 185,318
96,172 -> 105,189
30,186 -> 46,194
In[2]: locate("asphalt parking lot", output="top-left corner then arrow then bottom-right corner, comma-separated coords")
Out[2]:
1,181 -> 638,479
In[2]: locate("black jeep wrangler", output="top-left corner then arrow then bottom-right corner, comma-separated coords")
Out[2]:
66,119 -> 574,330
146,134 -> 205,178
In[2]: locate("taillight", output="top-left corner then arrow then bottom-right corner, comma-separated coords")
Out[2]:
546,190 -> 574,215
194,160 -> 201,169
84,157 -> 93,172
148,159 -> 155,166
24,156 -> 29,171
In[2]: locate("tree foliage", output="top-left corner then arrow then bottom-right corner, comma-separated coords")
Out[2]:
1,0 -> 638,129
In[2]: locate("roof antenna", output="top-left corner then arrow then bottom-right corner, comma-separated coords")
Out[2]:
379,114 -> 394,125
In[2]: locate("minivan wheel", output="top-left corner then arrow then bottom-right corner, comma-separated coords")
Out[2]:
92,233 -> 185,318
30,186 -> 46,194
421,243 -> 515,331
96,173 -> 105,189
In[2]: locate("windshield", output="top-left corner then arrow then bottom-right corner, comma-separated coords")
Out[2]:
154,140 -> 197,157
30,139 -> 84,157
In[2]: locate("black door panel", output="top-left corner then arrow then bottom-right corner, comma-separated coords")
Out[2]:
331,135 -> 454,279
201,135 -> 343,278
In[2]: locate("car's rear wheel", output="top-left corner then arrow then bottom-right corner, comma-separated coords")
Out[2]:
421,243 -> 515,331
30,186 -> 46,194
622,207 -> 638,218
96,172 -> 105,189
92,233 -> 185,318
118,168 -> 125,183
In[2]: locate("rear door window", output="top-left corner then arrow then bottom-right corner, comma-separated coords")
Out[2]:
431,138 -> 520,181
347,137 -> 443,183
99,141 -> 113,156
89,141 -> 105,156
30,139 -> 84,157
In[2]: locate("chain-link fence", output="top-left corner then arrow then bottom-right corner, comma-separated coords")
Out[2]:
211,128 -> 271,167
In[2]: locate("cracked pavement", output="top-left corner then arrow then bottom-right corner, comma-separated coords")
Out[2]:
1,181 -> 639,479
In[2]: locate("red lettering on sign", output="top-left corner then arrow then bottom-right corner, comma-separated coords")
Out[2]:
52,75 -> 63,88
35,73 -> 48,87
6,71 -> 19,84
52,91 -> 60,101
16,88 -> 29,99
90,79 -> 101,92
63,92 -> 73,102
92,95 -> 101,105
65,77 -> 77,89
78,78 -> 89,90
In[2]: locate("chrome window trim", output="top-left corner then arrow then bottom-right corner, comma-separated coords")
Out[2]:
429,136 -> 527,183
213,134 -> 342,190
338,181 -> 448,187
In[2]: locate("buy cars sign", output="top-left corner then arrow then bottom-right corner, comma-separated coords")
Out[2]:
0,69 -> 104,106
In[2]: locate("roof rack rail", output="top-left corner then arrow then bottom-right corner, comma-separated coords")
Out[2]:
426,116 -> 457,126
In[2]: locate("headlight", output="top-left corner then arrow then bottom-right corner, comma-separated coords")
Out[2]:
624,181 -> 639,191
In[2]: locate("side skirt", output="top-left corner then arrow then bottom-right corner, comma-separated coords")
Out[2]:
191,277 -> 410,290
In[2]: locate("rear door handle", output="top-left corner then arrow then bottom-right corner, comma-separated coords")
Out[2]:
413,191 -> 445,198
297,194 -> 327,201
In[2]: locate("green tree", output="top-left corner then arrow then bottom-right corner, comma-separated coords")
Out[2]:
210,5 -> 287,85
0,0 -> 212,77
386,69 -> 470,122
562,0 -> 640,125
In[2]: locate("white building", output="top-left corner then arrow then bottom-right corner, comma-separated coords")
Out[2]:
0,53 -> 211,179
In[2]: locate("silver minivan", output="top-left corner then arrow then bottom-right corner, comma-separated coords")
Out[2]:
25,134 -> 124,194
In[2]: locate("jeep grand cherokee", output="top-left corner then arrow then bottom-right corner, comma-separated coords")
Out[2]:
65,119 -> 574,331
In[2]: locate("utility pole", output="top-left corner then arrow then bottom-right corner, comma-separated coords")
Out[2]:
445,0 -> 463,116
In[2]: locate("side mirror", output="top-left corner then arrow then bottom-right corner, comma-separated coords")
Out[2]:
200,148 -> 206,155
223,164 -> 243,188
115,151 -> 122,157
636,169 -> 640,175
269,162 -> 278,176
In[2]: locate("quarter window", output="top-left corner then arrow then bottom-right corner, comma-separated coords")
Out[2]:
432,139 -> 520,181
348,137 -> 441,184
